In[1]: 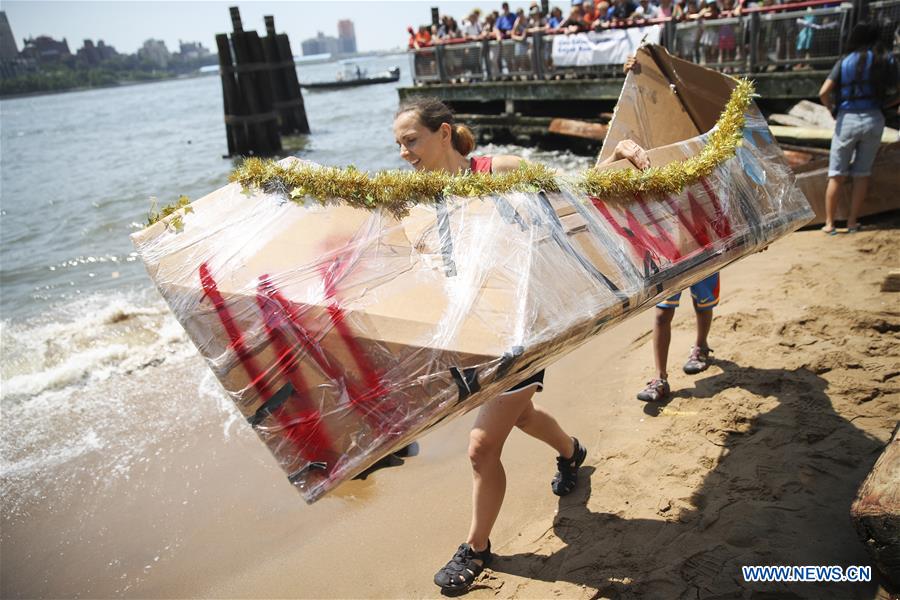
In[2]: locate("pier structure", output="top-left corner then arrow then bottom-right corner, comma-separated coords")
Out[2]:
398,0 -> 899,151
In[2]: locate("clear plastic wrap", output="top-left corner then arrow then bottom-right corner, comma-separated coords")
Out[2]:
132,46 -> 814,503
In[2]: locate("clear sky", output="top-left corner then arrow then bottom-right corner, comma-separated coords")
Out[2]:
2,0 -> 555,55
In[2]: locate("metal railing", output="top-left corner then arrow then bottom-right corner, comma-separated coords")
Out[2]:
673,15 -> 748,71
751,4 -> 851,69
869,0 -> 900,47
408,0 -> 896,84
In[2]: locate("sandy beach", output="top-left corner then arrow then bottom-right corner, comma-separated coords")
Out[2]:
2,218 -> 898,599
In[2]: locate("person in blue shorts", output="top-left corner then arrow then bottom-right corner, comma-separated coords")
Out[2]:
818,22 -> 898,234
637,272 -> 720,402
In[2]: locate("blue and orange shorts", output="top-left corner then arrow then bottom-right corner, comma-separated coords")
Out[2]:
657,272 -> 720,311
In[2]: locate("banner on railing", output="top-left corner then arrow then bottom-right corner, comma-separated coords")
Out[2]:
551,25 -> 662,66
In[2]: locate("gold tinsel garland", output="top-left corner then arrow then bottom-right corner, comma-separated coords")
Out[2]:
150,79 -> 754,224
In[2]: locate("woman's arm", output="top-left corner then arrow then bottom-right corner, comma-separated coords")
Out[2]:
511,16 -> 526,39
818,78 -> 835,113
490,155 -> 528,173
489,140 -> 650,175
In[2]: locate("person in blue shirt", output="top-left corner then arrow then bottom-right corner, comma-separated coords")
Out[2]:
546,6 -> 564,28
496,2 -> 517,33
818,22 -> 898,233
607,0 -> 638,21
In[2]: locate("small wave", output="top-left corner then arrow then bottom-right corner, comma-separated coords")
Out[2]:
3,343 -> 130,397
0,290 -> 192,401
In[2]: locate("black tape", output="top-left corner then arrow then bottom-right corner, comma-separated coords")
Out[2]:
536,191 -> 629,307
449,366 -> 480,403
490,196 -> 528,231
248,381 -> 294,427
287,462 -> 329,483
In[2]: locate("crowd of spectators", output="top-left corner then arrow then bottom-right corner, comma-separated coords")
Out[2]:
407,0 -> 844,71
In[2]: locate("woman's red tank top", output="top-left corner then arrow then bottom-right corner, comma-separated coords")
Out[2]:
469,156 -> 493,173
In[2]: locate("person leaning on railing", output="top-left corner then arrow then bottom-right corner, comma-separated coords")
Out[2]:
484,13 -> 504,41
461,11 -> 483,39
560,4 -> 588,33
545,6 -> 564,29
818,21 -> 899,234
525,2 -> 545,30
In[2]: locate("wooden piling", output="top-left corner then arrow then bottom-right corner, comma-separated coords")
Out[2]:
262,15 -> 310,135
216,6 -> 284,156
216,33 -> 244,157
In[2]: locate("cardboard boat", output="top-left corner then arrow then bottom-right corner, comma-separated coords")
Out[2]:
132,45 -> 814,503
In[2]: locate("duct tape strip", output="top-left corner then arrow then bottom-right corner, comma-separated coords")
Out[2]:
536,191 -> 626,301
248,381 -> 295,427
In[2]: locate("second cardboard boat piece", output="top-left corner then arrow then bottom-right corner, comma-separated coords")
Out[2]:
132,46 -> 814,503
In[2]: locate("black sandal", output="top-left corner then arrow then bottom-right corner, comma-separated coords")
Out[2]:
551,437 -> 587,496
433,541 -> 492,593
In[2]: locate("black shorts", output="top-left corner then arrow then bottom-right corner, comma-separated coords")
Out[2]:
503,369 -> 545,394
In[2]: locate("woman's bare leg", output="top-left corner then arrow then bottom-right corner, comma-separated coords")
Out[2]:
465,386 -> 574,551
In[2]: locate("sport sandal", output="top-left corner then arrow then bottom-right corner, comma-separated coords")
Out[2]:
683,345 -> 712,374
433,541 -> 492,593
552,437 -> 587,496
637,378 -> 670,402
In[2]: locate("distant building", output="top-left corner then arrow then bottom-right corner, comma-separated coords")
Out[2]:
301,31 -> 339,56
0,11 -> 18,60
77,39 -> 99,65
337,19 -> 357,54
138,38 -> 170,68
177,40 -> 210,61
76,39 -> 118,65
20,35 -> 71,63
96,40 -> 117,61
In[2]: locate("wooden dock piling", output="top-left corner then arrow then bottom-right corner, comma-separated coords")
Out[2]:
263,15 -> 310,135
216,6 -> 310,156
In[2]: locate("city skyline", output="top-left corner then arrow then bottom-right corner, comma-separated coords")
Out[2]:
1,1 -> 556,56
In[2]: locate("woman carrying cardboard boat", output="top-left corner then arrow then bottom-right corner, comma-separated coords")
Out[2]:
392,97 -> 649,594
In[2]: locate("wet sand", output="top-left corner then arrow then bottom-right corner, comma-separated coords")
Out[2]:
2,222 -> 898,599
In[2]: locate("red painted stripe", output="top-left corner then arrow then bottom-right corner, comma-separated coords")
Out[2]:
199,262 -> 273,399
665,192 -> 712,247
262,269 -> 396,433
591,196 -> 681,265
635,195 -> 683,260
256,276 -> 335,465
699,177 -> 733,238
319,259 -> 396,429
200,262 -> 324,466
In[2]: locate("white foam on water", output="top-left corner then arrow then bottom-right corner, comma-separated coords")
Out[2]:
1,290 -> 192,400
0,289 -> 228,512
